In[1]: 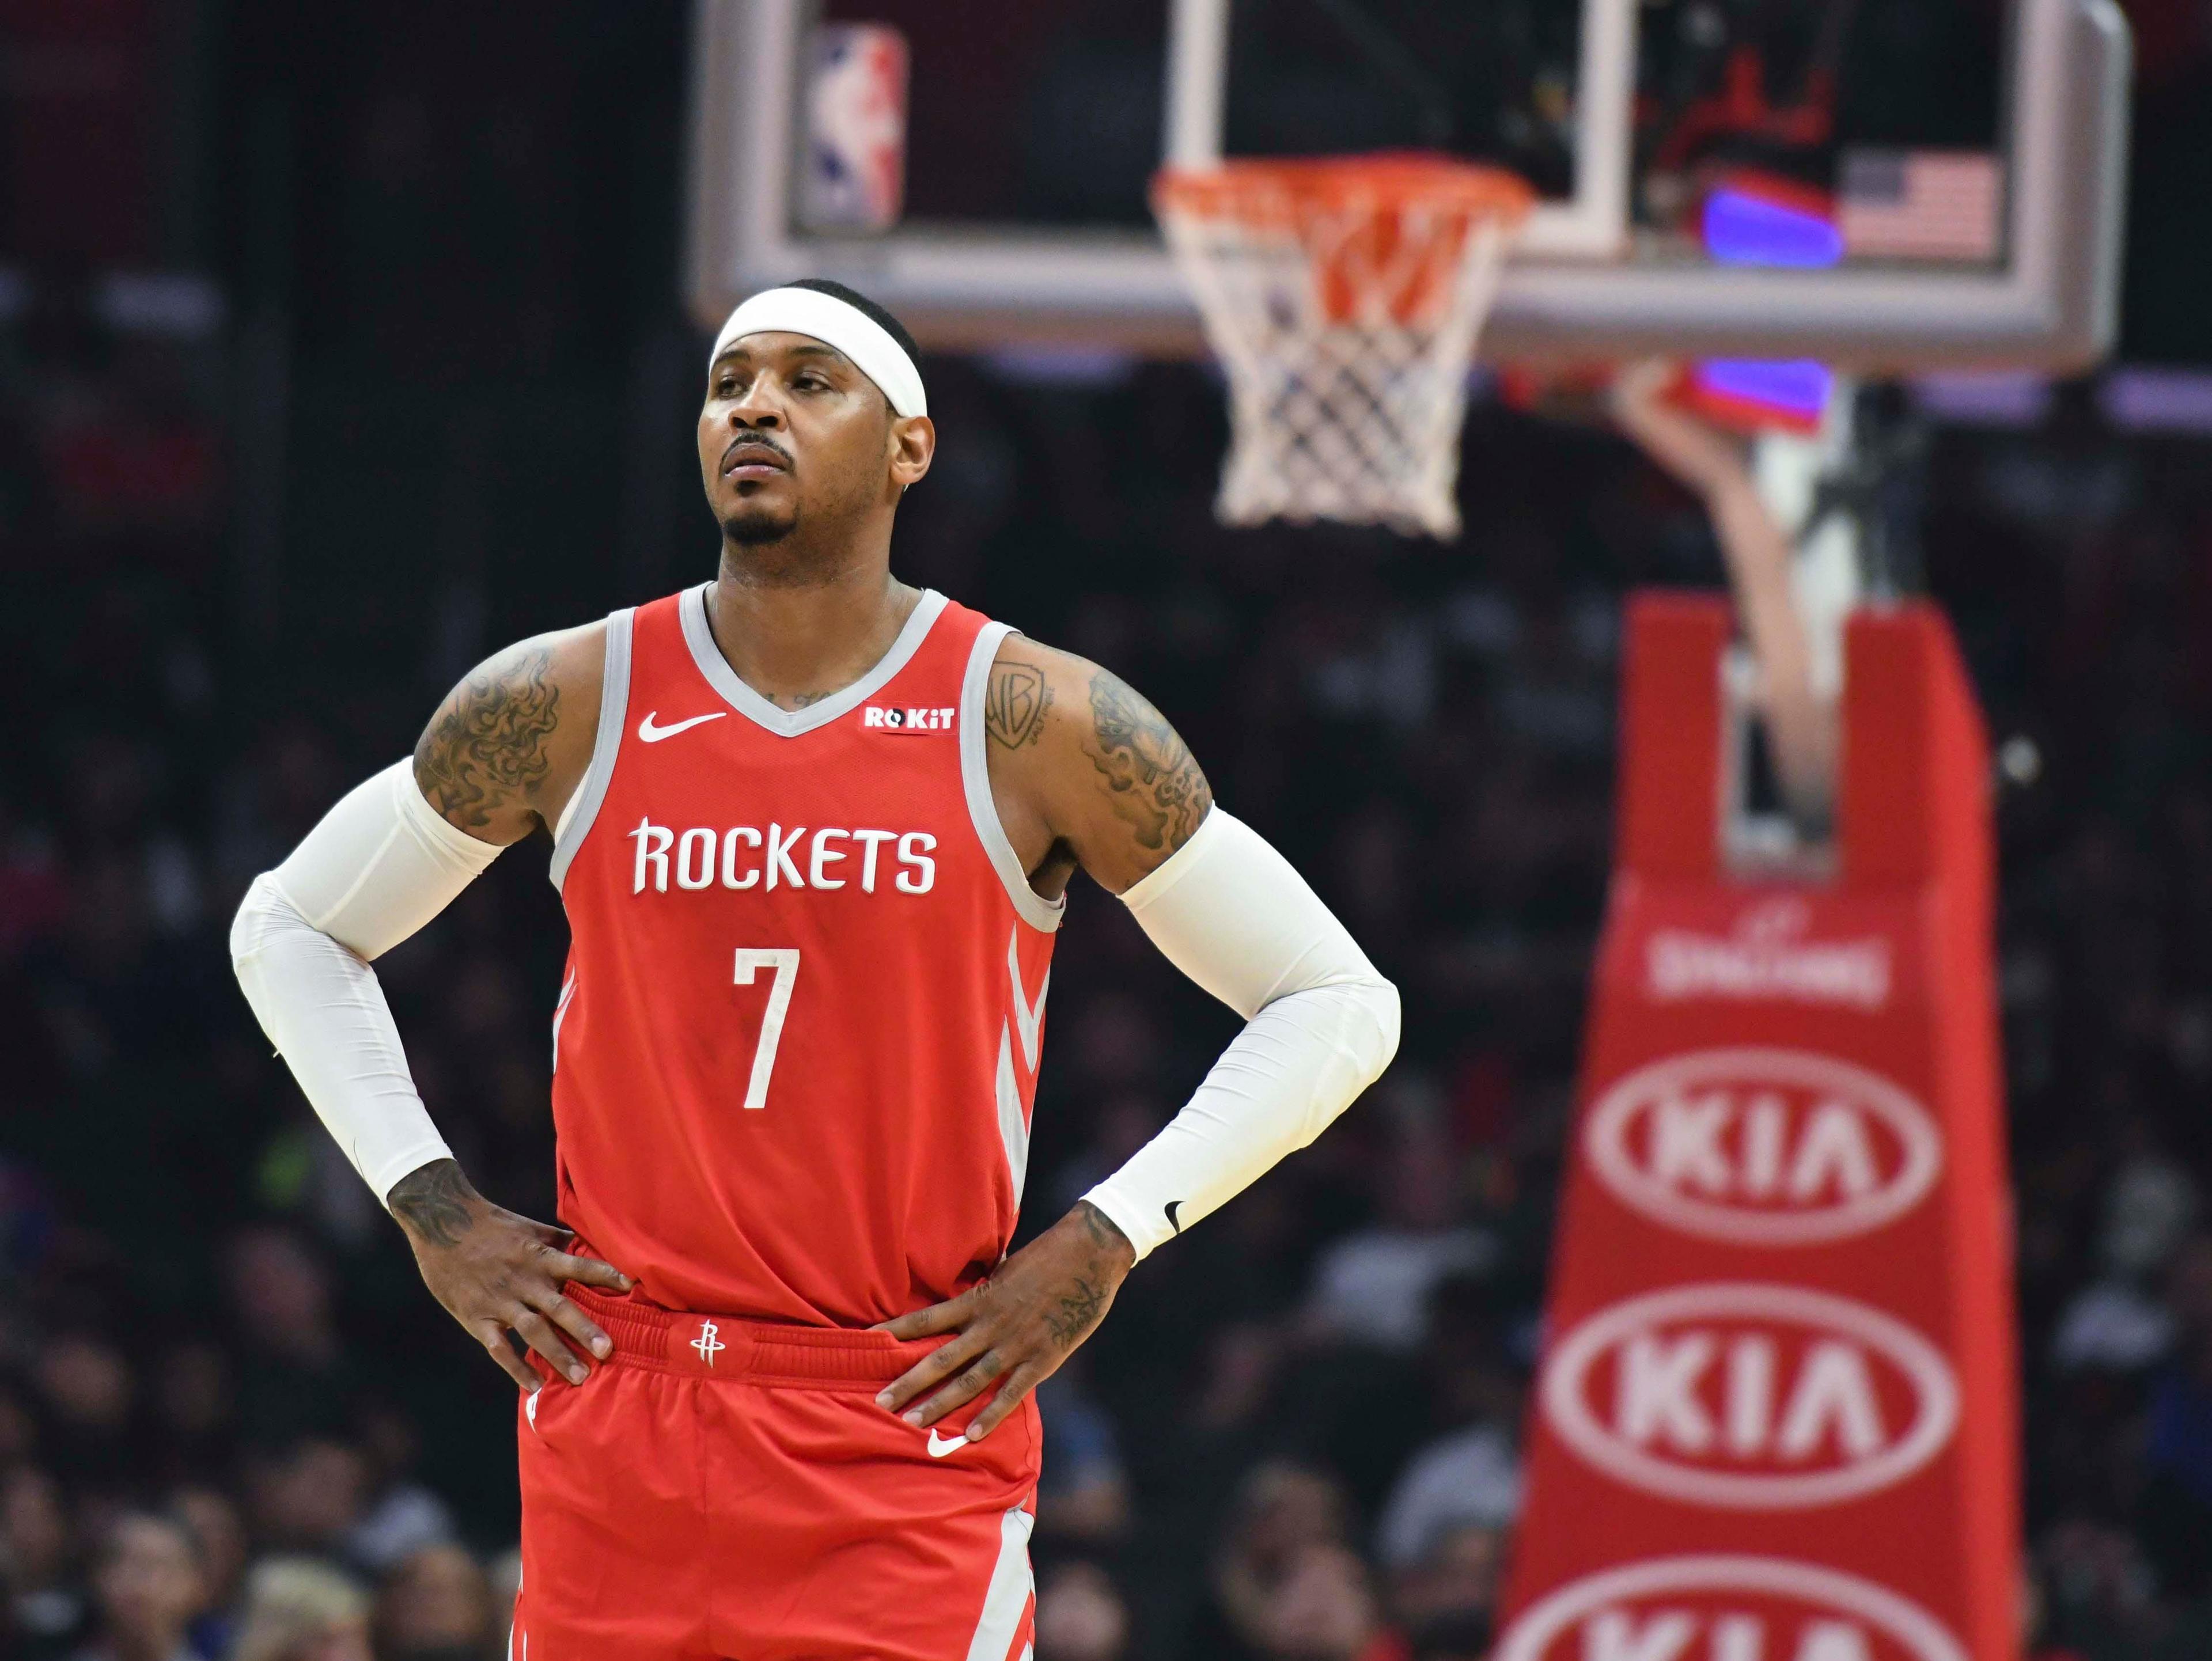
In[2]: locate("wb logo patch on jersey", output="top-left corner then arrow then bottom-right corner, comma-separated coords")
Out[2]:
862,704 -> 955,734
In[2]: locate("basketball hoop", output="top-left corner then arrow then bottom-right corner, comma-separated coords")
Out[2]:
1154,154 -> 1535,540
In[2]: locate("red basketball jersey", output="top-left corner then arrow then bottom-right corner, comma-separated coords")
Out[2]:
545,586 -> 1062,1325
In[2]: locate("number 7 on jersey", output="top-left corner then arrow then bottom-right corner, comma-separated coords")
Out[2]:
732,949 -> 800,1110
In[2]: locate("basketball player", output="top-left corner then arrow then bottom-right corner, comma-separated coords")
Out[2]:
230,280 -> 1400,1661
1609,358 -> 1838,828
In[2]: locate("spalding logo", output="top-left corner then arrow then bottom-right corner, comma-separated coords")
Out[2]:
1582,1048 -> 1942,1246
1495,1555 -> 1967,1661
1539,1283 -> 1959,1509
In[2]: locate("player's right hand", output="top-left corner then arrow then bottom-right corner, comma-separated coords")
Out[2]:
387,1158 -> 634,1391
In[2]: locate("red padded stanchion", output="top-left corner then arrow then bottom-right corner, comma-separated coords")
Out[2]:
1496,594 -> 2019,1661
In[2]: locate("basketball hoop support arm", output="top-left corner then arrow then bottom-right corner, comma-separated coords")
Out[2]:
1165,0 -> 1230,168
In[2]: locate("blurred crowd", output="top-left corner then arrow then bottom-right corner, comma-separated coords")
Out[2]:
6,2 -> 2212,1658
7,284 -> 2212,1660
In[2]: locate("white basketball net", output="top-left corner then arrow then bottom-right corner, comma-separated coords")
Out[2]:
1157,165 -> 1527,541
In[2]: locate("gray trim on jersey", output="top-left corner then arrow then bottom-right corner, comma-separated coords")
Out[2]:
994,1011 -> 1031,1206
678,582 -> 948,738
548,608 -> 635,892
960,621 -> 1066,935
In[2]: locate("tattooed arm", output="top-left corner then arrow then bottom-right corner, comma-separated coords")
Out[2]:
874,643 -> 1210,1438
980,638 -> 1214,898
230,620 -> 627,1394
388,627 -> 630,1389
412,624 -> 607,845
878,636 -> 1396,1442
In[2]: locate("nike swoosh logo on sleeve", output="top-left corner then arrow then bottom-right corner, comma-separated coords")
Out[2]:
637,710 -> 728,743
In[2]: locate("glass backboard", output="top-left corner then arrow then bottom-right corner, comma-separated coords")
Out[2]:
685,0 -> 2128,371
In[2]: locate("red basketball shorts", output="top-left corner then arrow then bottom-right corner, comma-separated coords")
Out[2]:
513,1285 -> 1040,1661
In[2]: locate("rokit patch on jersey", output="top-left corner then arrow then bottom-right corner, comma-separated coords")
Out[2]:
862,703 -> 956,734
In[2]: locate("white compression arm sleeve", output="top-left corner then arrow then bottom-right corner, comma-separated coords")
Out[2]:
1081,809 -> 1400,1260
230,761 -> 503,1203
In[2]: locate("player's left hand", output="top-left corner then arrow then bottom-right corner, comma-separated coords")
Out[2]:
873,1201 -> 1137,1442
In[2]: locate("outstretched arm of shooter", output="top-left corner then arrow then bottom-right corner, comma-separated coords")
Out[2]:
230,628 -> 634,1393
1611,359 -> 1839,829
873,646 -> 1402,1443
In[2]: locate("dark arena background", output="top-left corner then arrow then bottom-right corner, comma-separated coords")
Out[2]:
5,3 -> 2212,1659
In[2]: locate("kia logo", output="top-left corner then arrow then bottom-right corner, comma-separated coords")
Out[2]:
1539,1283 -> 1960,1509
1583,1049 -> 1942,1245
1496,1555 -> 1967,1661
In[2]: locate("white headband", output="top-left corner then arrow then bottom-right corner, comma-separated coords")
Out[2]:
710,286 -> 927,419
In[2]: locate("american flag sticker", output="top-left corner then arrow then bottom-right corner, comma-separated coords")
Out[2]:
1837,150 -> 2005,263
801,25 -> 908,233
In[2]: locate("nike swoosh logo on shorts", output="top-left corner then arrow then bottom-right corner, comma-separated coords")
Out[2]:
637,710 -> 728,743
927,1429 -> 968,1458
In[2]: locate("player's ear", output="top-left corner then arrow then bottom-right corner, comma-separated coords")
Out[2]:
888,413 -> 934,492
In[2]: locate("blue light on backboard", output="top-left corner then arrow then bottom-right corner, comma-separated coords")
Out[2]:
1702,187 -> 1846,270
1695,359 -> 1834,426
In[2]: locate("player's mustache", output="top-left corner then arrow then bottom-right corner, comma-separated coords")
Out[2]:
721,431 -> 794,469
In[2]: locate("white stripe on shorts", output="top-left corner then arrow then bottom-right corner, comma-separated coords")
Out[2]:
963,1504 -> 1035,1661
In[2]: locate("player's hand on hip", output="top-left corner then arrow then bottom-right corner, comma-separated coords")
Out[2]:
388,1158 -> 633,1391
872,1201 -> 1136,1442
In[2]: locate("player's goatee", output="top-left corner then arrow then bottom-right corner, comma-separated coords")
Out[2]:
720,509 -> 796,545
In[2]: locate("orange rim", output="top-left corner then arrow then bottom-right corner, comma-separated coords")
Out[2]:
1155,153 -> 1534,327
1153,152 -> 1536,228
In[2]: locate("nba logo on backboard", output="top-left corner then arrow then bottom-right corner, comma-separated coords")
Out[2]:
802,25 -> 907,233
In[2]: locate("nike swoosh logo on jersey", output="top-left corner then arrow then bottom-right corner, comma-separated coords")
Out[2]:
637,710 -> 728,743
926,1429 -> 968,1458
